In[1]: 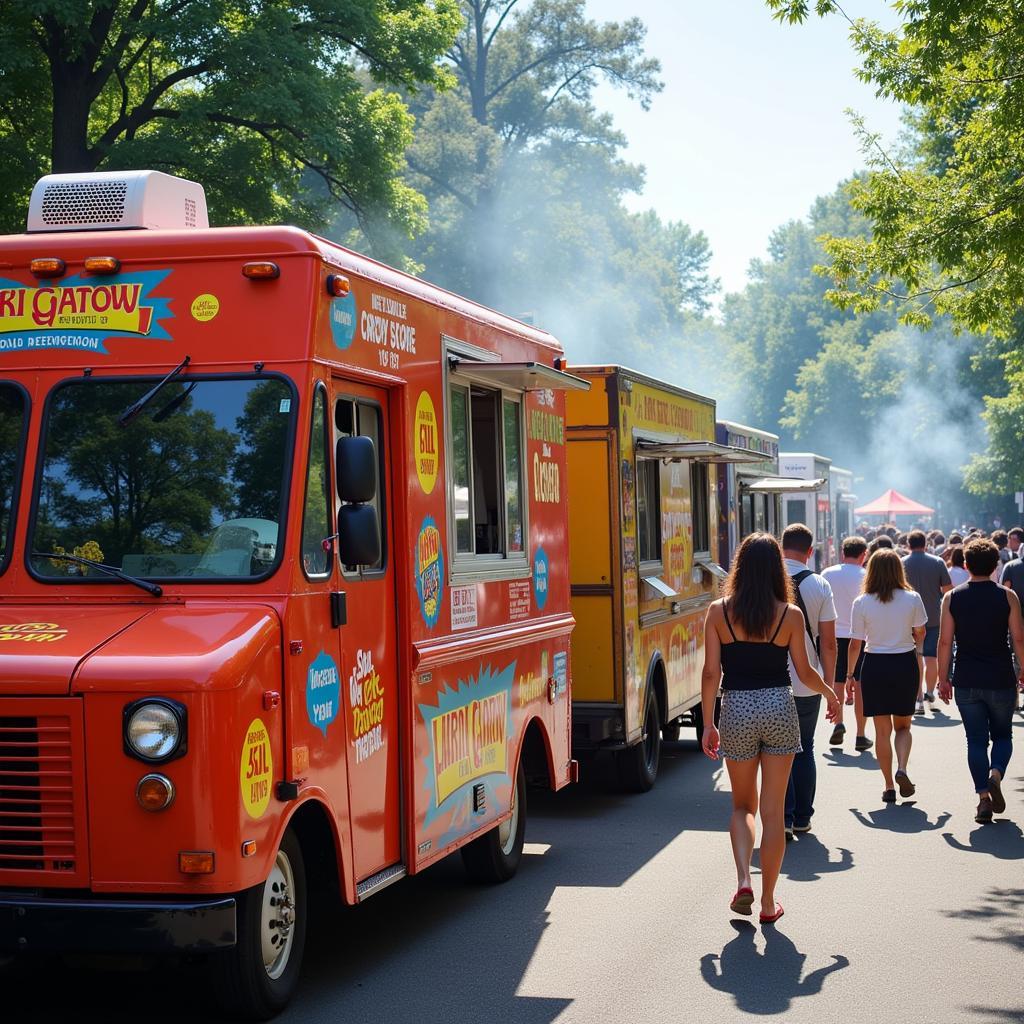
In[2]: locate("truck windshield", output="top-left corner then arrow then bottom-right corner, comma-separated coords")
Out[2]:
0,383 -> 26,569
29,375 -> 294,582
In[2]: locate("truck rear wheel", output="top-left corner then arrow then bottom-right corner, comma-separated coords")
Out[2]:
616,690 -> 660,792
211,828 -> 307,1020
461,762 -> 526,883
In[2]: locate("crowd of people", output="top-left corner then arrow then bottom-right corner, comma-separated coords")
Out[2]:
699,522 -> 1024,924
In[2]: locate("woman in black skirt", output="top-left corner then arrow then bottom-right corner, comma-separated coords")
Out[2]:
847,550 -> 927,802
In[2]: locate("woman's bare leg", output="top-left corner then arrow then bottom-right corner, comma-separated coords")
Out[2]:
758,752 -> 796,916
724,755 -> 760,891
874,715 -> 895,789
893,714 -> 913,772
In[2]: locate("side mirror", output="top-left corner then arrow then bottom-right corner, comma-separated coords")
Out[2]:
336,436 -> 377,504
338,504 -> 381,566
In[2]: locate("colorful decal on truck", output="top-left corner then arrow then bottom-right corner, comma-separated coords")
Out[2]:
533,545 -> 549,610
306,650 -> 340,736
0,621 -> 68,643
415,516 -> 444,628
0,270 -> 173,354
419,663 -> 515,840
190,293 -> 219,321
414,390 -> 439,494
348,648 -> 385,763
240,717 -> 273,819
329,290 -> 358,350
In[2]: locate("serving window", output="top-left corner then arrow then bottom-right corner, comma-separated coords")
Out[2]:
690,461 -> 711,556
637,457 -> 662,566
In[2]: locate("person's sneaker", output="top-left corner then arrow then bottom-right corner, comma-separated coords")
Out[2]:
793,821 -> 812,833
784,826 -> 794,842
975,796 -> 994,823
829,722 -> 846,745
855,735 -> 874,752
989,773 -> 1006,814
925,691 -> 936,704
914,700 -> 926,715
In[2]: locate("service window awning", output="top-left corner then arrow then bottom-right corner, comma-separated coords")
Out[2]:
697,558 -> 729,581
743,476 -> 826,494
635,440 -> 764,464
447,359 -> 591,392
641,574 -> 680,599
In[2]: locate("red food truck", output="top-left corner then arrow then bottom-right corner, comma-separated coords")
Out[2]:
0,170 -> 585,1017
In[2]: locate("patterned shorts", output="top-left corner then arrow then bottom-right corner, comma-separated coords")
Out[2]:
719,686 -> 802,761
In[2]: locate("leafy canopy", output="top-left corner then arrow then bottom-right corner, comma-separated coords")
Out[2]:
0,1 -> 462,239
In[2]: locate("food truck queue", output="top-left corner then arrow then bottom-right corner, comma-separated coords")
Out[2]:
0,171 -> 585,1017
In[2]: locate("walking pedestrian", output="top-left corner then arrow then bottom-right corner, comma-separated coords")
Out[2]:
700,533 -> 841,923
991,530 -> 1011,565
846,550 -> 928,803
1003,547 -> 1024,712
948,546 -> 969,587
867,535 -> 893,556
781,524 -> 838,839
902,530 -> 953,713
937,538 -> 1024,822
822,536 -> 872,751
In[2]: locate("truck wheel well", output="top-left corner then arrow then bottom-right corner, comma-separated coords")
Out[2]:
648,655 -> 668,728
288,799 -> 341,907
520,718 -> 553,787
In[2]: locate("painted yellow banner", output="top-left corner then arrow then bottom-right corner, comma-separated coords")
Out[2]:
0,283 -> 153,335
431,691 -> 508,804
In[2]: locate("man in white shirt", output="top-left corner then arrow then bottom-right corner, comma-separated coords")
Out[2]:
822,536 -> 873,751
782,524 -> 838,839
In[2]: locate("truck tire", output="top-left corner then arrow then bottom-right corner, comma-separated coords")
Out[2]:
211,828 -> 307,1020
693,698 -> 721,740
662,720 -> 682,742
616,690 -> 660,792
461,762 -> 526,883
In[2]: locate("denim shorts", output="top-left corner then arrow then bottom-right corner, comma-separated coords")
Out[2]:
922,625 -> 940,658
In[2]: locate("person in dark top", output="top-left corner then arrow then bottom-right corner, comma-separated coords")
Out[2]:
938,538 -> 1024,823
700,533 -> 840,924
1001,553 -> 1024,709
902,529 -> 953,712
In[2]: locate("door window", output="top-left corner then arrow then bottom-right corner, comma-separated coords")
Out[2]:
0,383 -> 26,572
301,386 -> 331,578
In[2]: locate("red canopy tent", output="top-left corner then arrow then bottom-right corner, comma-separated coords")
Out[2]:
855,488 -> 934,517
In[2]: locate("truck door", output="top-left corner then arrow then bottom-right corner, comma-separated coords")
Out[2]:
333,380 -> 402,882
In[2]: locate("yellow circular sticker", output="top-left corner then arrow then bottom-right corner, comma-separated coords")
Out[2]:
240,717 -> 273,819
190,293 -> 220,322
414,390 -> 438,494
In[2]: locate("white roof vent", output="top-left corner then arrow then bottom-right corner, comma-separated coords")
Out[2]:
27,170 -> 209,232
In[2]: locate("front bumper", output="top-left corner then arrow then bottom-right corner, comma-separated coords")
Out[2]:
0,893 -> 236,954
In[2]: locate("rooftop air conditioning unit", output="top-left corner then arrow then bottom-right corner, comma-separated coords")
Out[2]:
27,170 -> 209,233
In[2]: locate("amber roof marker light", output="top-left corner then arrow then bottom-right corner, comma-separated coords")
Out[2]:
30,257 -> 66,278
242,261 -> 280,280
84,255 -> 120,274
326,273 -> 350,297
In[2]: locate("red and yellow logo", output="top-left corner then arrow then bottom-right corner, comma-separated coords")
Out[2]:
431,691 -> 508,804
0,283 -> 155,335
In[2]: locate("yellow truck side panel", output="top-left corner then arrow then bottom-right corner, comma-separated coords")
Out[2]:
570,597 -> 617,701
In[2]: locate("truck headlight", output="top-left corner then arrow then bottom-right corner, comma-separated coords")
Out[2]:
123,698 -> 187,763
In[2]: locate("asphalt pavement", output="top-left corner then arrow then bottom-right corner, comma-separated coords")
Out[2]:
5,702 -> 1023,1023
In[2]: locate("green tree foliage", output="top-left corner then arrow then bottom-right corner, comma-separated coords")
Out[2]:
765,0 -> 1024,496
0,0 -> 462,237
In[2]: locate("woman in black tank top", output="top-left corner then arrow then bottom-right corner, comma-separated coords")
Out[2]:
701,533 -> 840,923
937,538 -> 1024,823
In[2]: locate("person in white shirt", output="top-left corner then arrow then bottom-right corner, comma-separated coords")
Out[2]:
948,546 -> 970,587
847,550 -> 928,803
822,536 -> 872,751
781,524 -> 838,838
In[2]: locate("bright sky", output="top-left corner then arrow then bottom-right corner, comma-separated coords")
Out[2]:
584,0 -> 904,299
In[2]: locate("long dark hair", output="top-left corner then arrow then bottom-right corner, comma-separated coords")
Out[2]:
723,533 -> 795,638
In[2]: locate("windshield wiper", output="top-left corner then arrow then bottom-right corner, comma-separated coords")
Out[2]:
118,355 -> 191,427
32,551 -> 163,596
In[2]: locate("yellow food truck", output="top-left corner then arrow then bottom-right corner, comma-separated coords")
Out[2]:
565,366 -> 754,790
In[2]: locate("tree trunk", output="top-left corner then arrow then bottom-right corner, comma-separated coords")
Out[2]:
51,67 -> 97,172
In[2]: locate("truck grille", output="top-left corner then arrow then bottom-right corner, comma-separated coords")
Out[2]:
0,715 -> 78,875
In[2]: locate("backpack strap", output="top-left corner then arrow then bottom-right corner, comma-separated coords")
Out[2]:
790,568 -> 818,651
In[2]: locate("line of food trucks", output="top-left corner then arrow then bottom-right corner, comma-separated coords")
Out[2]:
0,170 -> 857,1017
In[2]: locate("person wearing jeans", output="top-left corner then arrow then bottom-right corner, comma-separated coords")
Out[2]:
938,538 -> 1024,822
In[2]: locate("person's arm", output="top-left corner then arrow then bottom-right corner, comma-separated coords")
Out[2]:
785,606 -> 841,720
937,591 -> 954,703
1006,589 -> 1024,684
817,618 -> 840,722
939,560 -> 952,594
846,598 -> 865,693
700,602 -> 723,759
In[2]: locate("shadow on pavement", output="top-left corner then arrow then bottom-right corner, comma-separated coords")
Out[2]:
821,748 -> 878,771
850,805 -> 952,833
775,832 -> 854,882
911,709 -> 961,728
2,738 -> 727,1023
943,887 -> 1024,953
699,920 -> 849,1014
942,821 -> 1024,860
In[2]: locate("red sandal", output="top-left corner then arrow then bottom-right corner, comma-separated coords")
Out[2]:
759,902 -> 785,924
730,887 -> 754,915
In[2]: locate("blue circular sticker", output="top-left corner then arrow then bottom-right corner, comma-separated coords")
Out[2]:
306,650 -> 340,736
533,546 -> 549,610
329,291 -> 357,350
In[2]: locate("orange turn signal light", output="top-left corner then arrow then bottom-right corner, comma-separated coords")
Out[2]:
136,773 -> 175,812
84,255 -> 120,275
179,851 -> 215,874
30,257 -> 65,279
241,840 -> 258,858
242,261 -> 280,280
326,274 -> 350,297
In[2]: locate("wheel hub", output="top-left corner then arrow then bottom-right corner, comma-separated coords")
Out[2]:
261,850 -> 296,980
